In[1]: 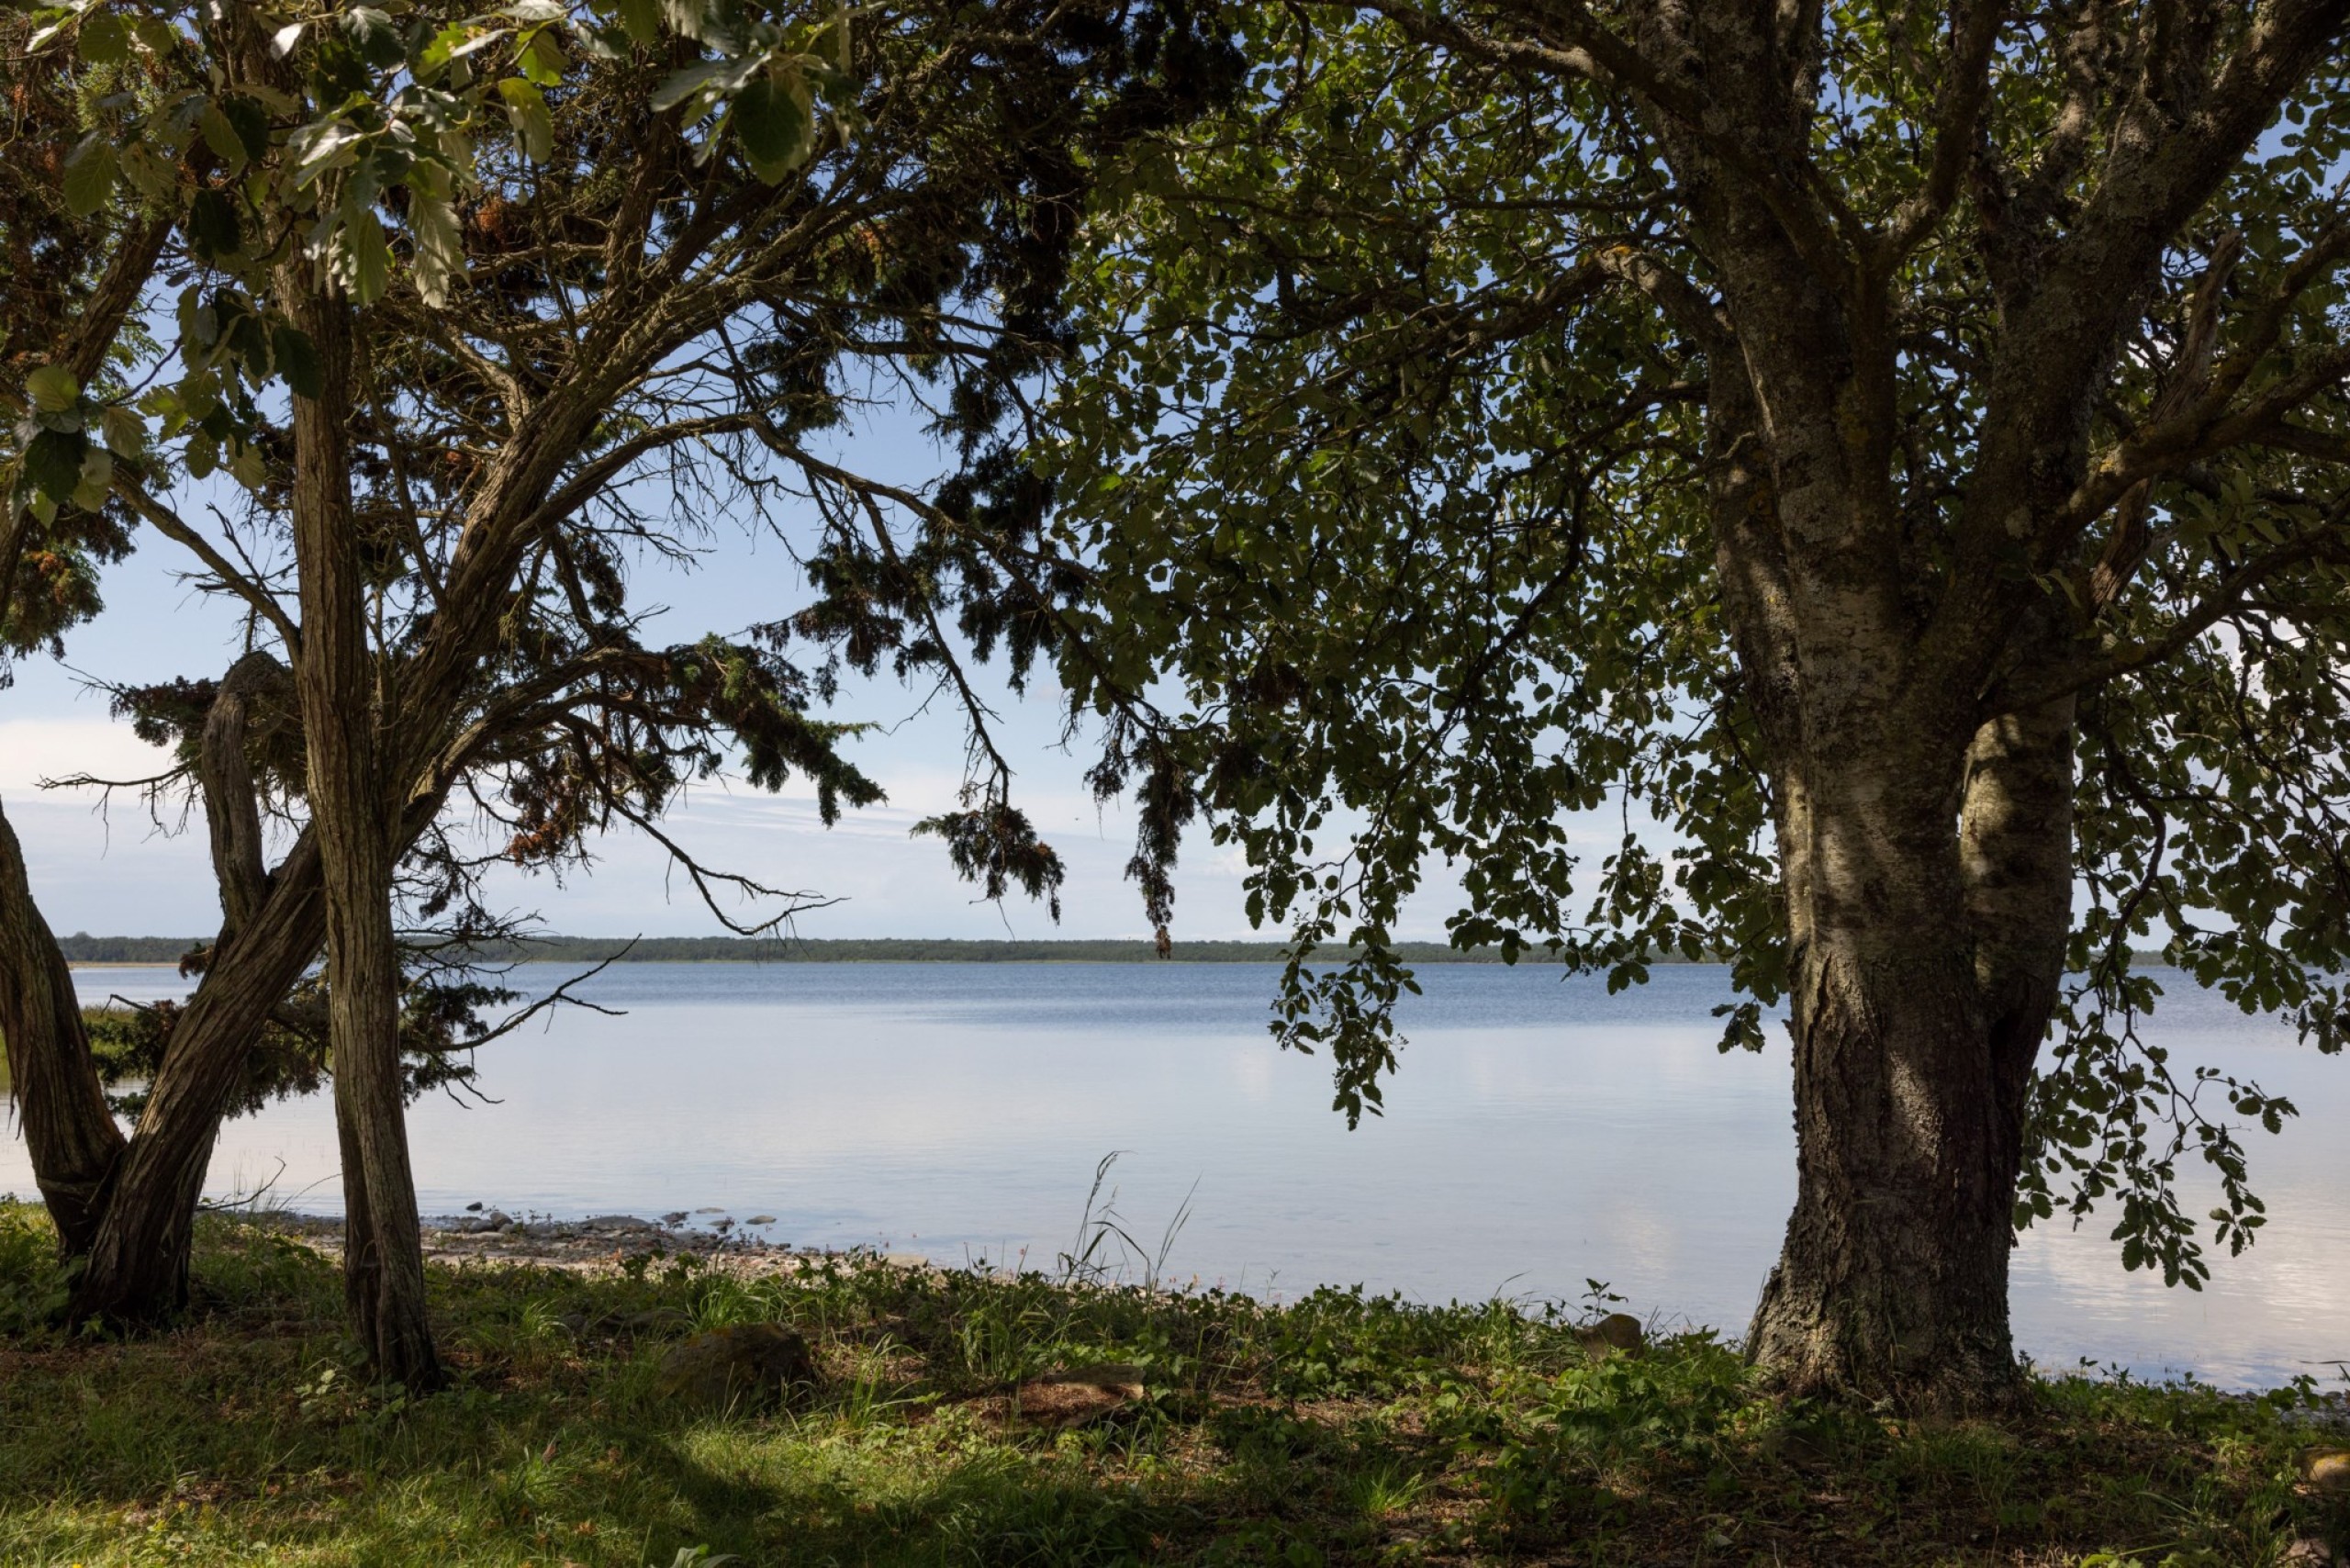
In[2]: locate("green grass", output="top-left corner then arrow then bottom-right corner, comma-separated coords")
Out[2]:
0,1201 -> 2342,1566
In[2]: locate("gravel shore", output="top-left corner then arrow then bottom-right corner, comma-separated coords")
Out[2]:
247,1208 -> 929,1280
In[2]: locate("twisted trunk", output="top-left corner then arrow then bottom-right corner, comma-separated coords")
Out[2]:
70,834 -> 325,1325
0,213 -> 173,1261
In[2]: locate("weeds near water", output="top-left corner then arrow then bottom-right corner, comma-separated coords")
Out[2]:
1056,1150 -> 1198,1293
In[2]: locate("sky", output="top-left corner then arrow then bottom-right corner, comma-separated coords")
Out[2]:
0,510 -> 1255,942
1,413 -> 1524,945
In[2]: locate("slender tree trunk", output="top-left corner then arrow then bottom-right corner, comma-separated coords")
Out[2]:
282,285 -> 442,1390
320,854 -> 437,1384
0,802 -> 126,1254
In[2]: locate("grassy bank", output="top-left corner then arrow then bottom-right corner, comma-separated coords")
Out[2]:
0,1203 -> 2342,1566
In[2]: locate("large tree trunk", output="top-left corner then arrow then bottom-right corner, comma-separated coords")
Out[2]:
283,286 -> 442,1390
1746,929 -> 2025,1404
70,652 -> 312,1326
0,222 -> 172,1261
1743,698 -> 2075,1407
0,803 -> 126,1254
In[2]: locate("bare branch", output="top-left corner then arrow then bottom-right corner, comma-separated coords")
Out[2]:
606,795 -> 844,937
108,475 -> 302,653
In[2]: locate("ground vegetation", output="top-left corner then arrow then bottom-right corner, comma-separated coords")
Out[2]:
0,1203 -> 2341,1567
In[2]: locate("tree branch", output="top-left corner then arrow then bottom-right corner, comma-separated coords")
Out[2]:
1999,519 -> 2350,712
1874,0 -> 2009,271
109,476 -> 301,652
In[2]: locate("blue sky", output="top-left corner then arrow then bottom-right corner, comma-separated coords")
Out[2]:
2,369 -> 1662,944
1,503 -> 1282,941
2,395 -> 1387,943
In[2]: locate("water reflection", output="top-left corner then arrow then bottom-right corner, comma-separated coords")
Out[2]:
10,961 -> 2342,1388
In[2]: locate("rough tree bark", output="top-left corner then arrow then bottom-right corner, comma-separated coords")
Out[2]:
69,822 -> 326,1325
0,217 -> 171,1260
0,809 -> 126,1254
280,280 -> 442,1389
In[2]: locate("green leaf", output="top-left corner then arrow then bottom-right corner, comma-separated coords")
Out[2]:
77,9 -> 129,66
229,442 -> 267,491
239,84 -> 300,117
519,27 -> 565,87
419,22 -> 466,78
615,0 -> 660,46
23,427 -> 88,501
225,306 -> 272,378
342,6 -> 404,69
219,95 -> 274,162
72,443 -> 114,510
119,141 -> 177,201
25,364 -> 79,413
198,100 -> 251,173
649,61 -> 726,113
62,134 -> 118,218
731,70 -> 813,184
176,367 -> 219,418
99,405 -> 146,460
498,77 -> 554,162
271,322 -> 323,398
185,188 -> 244,262
406,164 -> 466,308
184,429 -> 218,479
345,207 -> 392,304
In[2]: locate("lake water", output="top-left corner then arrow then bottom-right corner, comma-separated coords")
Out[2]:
15,961 -> 2347,1389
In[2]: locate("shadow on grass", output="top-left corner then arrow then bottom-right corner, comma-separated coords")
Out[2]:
0,1203 -> 2344,1566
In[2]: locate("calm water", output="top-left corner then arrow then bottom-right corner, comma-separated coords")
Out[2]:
17,961 -> 2347,1388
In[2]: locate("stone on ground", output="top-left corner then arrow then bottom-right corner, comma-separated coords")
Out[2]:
1574,1312 -> 1646,1358
1015,1363 -> 1147,1427
655,1324 -> 817,1413
2304,1447 -> 2350,1495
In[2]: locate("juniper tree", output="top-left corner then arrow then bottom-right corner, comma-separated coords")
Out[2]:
4,0 -> 1234,1383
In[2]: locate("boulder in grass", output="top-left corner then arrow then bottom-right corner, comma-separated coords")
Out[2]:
655,1324 -> 817,1413
1573,1312 -> 1646,1359
2304,1447 -> 2350,1495
1014,1363 -> 1147,1427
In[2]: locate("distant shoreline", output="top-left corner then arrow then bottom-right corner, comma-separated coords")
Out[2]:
58,935 -> 1610,966
58,935 -> 2182,967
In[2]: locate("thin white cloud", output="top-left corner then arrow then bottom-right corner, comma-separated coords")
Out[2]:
0,716 -> 176,791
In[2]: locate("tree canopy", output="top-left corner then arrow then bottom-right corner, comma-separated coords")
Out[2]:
1004,0 -> 2350,1384
1,0 -> 1238,1377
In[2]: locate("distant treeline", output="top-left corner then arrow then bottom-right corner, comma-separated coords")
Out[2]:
58,934 -> 1595,965
56,935 -> 200,963
60,934 -> 2188,968
478,936 -> 1595,964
